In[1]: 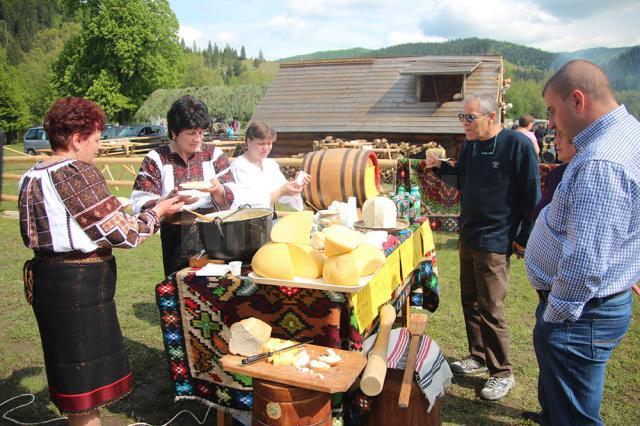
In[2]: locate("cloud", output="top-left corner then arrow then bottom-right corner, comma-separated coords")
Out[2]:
178,25 -> 203,45
533,0 -> 639,19
387,31 -> 446,46
267,13 -> 307,33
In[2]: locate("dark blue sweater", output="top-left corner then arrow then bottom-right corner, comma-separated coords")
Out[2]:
437,128 -> 541,253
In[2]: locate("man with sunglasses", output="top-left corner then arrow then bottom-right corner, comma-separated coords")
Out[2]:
426,93 -> 540,401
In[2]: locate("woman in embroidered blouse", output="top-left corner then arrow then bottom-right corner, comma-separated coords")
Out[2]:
18,97 -> 184,425
131,95 -> 237,275
230,122 -> 310,210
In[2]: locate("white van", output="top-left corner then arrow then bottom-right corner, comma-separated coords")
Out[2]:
24,126 -> 50,155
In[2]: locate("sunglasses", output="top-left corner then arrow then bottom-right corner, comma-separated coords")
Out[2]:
458,113 -> 488,123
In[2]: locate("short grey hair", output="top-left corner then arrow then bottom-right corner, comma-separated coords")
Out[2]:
463,93 -> 498,115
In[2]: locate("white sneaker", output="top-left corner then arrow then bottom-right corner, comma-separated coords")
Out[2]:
450,356 -> 489,375
480,375 -> 515,400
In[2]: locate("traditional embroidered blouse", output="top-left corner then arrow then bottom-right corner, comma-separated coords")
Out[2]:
230,154 -> 303,210
131,143 -> 236,213
19,159 -> 159,253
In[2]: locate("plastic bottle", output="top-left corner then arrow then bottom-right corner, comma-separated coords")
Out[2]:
410,186 -> 422,219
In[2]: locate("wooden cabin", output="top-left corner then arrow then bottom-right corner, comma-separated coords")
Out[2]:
250,55 -> 505,157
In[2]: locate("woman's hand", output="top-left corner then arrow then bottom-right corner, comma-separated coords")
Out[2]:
152,196 -> 184,218
280,181 -> 304,197
167,187 -> 198,205
205,178 -> 228,208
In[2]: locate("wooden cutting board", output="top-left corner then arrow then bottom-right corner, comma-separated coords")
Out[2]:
220,344 -> 367,394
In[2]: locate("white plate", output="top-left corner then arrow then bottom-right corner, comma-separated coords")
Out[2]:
248,271 -> 372,293
181,181 -> 212,190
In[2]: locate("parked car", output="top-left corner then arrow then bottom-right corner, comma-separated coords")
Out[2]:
121,125 -> 168,138
101,125 -> 129,140
24,127 -> 50,155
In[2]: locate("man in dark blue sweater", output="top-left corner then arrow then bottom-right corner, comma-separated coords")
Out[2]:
426,93 -> 540,400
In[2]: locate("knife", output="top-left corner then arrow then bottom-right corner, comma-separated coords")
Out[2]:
241,339 -> 313,365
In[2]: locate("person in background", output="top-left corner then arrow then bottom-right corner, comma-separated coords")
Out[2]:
225,121 -> 236,140
532,130 -> 576,221
534,123 -> 546,153
426,93 -> 540,401
231,118 -> 240,133
525,60 -> 640,425
18,97 -> 183,425
131,95 -> 237,276
516,114 -> 540,156
231,122 -> 310,211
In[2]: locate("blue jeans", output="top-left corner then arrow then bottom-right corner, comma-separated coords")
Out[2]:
533,290 -> 632,426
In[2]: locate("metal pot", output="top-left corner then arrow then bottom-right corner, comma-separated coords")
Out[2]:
197,207 -> 273,263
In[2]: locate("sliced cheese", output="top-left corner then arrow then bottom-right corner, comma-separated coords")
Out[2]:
353,243 -> 386,276
271,211 -> 314,244
287,243 -> 325,279
318,348 -> 342,366
362,196 -> 397,228
251,242 -> 294,280
322,225 -> 364,257
228,317 -> 272,357
310,359 -> 331,371
323,252 -> 360,286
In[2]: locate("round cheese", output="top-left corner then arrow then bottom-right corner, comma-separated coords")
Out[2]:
251,242 -> 295,280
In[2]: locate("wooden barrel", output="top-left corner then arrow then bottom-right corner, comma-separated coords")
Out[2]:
302,148 -> 381,210
252,379 -> 332,426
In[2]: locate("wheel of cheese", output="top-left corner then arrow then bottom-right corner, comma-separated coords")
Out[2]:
287,243 -> 325,279
322,225 -> 364,257
251,242 -> 295,279
322,252 -> 360,286
353,243 -> 386,276
362,196 -> 397,228
271,211 -> 314,244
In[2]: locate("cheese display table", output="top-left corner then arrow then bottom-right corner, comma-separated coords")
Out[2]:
155,219 -> 439,419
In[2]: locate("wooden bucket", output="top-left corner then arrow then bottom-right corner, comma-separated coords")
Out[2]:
362,369 -> 441,426
252,379 -> 332,426
302,148 -> 381,210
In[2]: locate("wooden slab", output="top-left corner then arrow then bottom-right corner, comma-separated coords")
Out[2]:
220,344 -> 367,394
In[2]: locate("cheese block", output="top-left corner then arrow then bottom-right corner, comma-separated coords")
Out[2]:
262,338 -> 300,365
310,231 -> 326,250
322,252 -> 360,286
322,225 -> 364,257
362,196 -> 397,228
251,242 -> 295,280
228,317 -> 272,356
271,211 -> 314,244
287,243 -> 325,279
353,243 -> 386,276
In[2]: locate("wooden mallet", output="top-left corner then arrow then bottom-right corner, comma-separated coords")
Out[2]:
398,313 -> 428,408
359,304 -> 396,396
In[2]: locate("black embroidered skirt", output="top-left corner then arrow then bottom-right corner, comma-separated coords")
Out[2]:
30,257 -> 132,414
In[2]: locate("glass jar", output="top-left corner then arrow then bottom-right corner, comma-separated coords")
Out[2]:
317,210 -> 341,231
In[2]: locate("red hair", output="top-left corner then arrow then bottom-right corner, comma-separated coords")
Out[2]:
44,97 -> 106,150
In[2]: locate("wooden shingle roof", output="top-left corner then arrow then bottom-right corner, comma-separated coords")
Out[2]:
251,55 -> 503,135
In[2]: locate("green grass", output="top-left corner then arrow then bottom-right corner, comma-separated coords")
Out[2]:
0,216 -> 638,424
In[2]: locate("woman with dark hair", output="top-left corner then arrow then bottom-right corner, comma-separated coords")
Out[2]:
18,97 -> 184,425
131,95 -> 238,275
230,122 -> 309,210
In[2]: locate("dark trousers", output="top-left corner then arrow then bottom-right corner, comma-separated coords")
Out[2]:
459,242 -> 512,377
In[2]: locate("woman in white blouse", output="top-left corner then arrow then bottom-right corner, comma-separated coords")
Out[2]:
231,122 -> 310,210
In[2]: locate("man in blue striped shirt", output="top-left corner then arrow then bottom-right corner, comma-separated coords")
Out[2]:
525,60 -> 640,425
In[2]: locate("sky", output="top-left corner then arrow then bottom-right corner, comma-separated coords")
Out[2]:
170,0 -> 640,60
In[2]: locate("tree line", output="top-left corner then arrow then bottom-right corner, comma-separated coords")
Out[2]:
0,0 -> 275,141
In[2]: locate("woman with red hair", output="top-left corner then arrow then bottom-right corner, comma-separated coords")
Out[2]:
18,97 -> 184,425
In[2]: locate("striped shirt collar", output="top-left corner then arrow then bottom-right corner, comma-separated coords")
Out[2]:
573,104 -> 627,152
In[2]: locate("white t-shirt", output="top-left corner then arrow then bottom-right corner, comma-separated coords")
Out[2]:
230,154 -> 303,210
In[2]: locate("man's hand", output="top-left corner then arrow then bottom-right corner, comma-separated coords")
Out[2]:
512,241 -> 526,259
425,153 -> 442,169
632,284 -> 640,296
